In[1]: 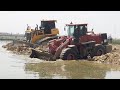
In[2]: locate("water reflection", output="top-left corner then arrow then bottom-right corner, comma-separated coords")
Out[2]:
25,61 -> 120,79
105,71 -> 120,79
0,40 -> 39,79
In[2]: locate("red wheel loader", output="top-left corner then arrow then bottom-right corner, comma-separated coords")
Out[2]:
30,23 -> 112,61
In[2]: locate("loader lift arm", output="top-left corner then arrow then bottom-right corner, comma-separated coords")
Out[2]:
52,38 -> 71,60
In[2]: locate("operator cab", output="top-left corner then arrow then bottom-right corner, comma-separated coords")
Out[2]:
32,20 -> 57,37
65,23 -> 88,38
40,20 -> 57,34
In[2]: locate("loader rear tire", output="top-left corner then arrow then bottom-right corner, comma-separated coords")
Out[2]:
60,48 -> 77,60
94,45 -> 105,56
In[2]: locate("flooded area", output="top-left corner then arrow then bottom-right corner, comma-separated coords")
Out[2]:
1,40 -> 120,79
0,41 -> 39,79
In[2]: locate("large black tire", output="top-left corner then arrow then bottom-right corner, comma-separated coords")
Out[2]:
60,48 -> 78,60
94,45 -> 105,56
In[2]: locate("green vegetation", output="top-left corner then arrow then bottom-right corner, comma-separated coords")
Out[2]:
0,39 -> 14,40
110,39 -> 120,45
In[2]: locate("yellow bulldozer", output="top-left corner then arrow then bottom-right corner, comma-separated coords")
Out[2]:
25,20 -> 59,44
14,20 -> 59,48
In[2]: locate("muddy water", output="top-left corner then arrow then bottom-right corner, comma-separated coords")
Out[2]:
0,41 -> 39,79
1,41 -> 120,79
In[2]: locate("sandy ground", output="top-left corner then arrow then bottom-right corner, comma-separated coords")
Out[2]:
2,42 -> 120,65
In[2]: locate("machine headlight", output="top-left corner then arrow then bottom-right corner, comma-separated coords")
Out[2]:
104,39 -> 107,42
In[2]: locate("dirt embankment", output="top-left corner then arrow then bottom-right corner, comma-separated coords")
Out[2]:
92,44 -> 120,65
2,42 -> 32,55
2,42 -> 120,65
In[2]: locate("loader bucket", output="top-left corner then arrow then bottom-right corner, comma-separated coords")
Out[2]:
30,48 -> 56,61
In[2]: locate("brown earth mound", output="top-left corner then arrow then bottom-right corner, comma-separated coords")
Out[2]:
2,42 -> 31,55
92,45 -> 120,65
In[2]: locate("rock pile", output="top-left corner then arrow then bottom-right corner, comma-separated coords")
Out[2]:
92,45 -> 120,65
2,42 -> 31,55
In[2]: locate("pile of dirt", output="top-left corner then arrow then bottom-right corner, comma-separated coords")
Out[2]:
2,42 -> 32,55
92,45 -> 120,65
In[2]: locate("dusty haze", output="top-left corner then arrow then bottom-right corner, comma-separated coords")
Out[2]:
0,11 -> 120,38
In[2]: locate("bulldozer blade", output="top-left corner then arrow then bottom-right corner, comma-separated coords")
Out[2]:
30,48 -> 56,61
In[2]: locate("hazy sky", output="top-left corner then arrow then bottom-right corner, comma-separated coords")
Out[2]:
0,11 -> 120,38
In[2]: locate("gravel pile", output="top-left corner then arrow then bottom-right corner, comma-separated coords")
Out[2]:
2,42 -> 31,55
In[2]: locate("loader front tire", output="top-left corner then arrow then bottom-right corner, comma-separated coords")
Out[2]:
60,48 -> 77,60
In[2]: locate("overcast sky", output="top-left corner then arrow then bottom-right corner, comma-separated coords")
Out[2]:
0,11 -> 120,38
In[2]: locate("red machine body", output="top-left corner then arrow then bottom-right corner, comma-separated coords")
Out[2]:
48,33 -> 104,56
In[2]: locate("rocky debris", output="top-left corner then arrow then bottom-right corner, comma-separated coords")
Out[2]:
92,45 -> 120,65
2,42 -> 13,48
2,42 -> 32,55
